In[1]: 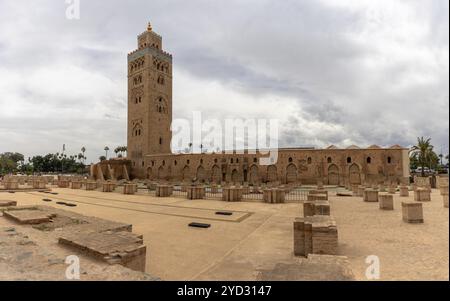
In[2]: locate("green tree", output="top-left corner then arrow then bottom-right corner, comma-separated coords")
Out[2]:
409,137 -> 436,176
0,152 -> 25,174
27,153 -> 85,174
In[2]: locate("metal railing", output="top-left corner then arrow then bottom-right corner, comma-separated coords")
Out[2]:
285,189 -> 309,202
172,186 -> 187,198
204,187 -> 222,200
242,187 -> 263,201
139,182 -> 312,202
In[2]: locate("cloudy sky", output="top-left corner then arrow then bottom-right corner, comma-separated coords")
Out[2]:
0,0 -> 448,163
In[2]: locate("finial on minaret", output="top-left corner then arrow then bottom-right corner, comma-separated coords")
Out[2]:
147,22 -> 152,31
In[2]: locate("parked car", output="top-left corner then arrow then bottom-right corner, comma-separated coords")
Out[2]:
412,167 -> 437,175
414,167 -> 429,173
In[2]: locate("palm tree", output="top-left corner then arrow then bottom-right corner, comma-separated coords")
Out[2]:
200,144 -> 203,153
188,142 -> 193,153
114,147 -> 120,157
410,137 -> 433,177
81,146 -> 86,164
99,155 -> 106,162
104,146 -> 109,160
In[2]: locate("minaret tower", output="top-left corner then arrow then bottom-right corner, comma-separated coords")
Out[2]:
127,22 -> 173,177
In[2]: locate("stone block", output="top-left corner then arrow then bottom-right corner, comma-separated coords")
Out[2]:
439,185 -> 449,196
293,218 -> 306,256
399,185 -> 409,197
415,176 -> 430,187
32,181 -> 46,189
5,181 -> 19,190
402,202 -> 423,223
363,189 -> 378,202
102,182 -> 116,192
263,189 -> 285,203
57,180 -> 69,188
312,222 -> 338,255
85,182 -> 97,191
379,194 -> 394,210
294,215 -> 337,257
443,195 -> 448,208
156,185 -> 173,197
123,183 -> 137,195
187,186 -> 205,200
70,181 -> 82,189
437,176 -> 449,189
303,202 -> 315,217
414,188 -> 431,202
222,187 -> 242,202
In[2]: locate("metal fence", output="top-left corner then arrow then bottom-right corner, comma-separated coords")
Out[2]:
204,187 -> 223,200
140,183 -> 311,202
285,189 -> 309,202
172,186 -> 187,198
242,187 -> 263,201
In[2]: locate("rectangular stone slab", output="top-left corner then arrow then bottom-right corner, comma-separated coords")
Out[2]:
58,231 -> 146,272
0,200 -> 17,207
3,209 -> 53,224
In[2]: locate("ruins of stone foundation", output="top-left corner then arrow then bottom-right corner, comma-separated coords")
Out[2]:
1,167 -> 448,280
0,201 -> 156,280
0,24 -> 447,281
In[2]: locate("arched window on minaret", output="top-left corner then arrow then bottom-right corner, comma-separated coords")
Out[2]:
132,124 -> 143,137
156,97 -> 168,114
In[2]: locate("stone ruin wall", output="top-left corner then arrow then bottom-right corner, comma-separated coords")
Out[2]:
134,147 -> 409,185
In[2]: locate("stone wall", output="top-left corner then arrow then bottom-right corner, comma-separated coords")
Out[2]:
138,147 -> 408,185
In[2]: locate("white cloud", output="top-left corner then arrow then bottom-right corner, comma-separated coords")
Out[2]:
0,0 -> 448,162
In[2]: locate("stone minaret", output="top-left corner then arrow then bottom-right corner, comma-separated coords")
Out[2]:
127,23 -> 173,177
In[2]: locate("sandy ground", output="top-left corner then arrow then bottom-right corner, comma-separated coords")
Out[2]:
1,187 -> 448,280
